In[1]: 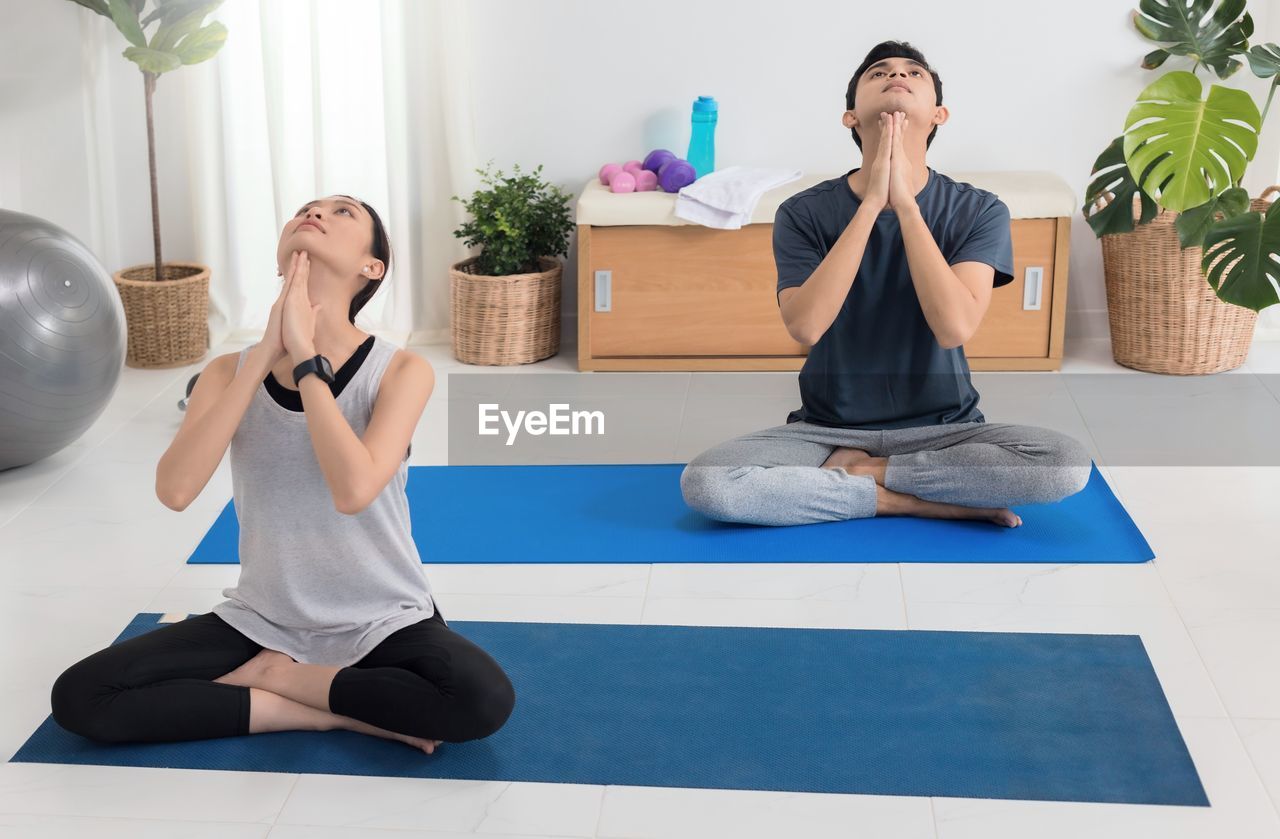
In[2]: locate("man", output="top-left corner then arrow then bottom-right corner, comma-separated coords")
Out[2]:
681,40 -> 1091,528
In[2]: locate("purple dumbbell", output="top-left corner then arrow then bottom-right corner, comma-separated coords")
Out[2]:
657,158 -> 697,193
643,148 -> 677,173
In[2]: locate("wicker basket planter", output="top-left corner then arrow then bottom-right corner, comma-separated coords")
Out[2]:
112,261 -> 210,369
1097,188 -> 1274,375
449,256 -> 561,365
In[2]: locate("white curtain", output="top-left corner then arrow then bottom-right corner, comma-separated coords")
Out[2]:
178,0 -> 478,348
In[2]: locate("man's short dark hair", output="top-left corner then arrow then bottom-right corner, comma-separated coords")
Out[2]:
846,40 -> 943,152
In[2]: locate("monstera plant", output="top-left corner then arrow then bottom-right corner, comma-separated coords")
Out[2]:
1083,0 -> 1280,314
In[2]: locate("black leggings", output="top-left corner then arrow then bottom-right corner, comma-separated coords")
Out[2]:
49,605 -> 515,745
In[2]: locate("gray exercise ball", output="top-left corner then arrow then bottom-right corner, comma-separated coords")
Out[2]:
0,209 -> 126,472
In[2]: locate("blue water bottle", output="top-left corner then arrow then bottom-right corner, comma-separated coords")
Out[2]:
687,96 -> 718,179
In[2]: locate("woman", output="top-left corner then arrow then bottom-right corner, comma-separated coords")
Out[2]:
50,195 -> 515,754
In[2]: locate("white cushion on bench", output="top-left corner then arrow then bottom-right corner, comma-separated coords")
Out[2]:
576,170 -> 1077,226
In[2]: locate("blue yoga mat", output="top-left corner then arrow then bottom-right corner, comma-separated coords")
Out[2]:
187,462 -> 1152,564
12,612 -> 1205,805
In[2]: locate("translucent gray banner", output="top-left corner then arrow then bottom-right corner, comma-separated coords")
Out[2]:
444,371 -> 1280,467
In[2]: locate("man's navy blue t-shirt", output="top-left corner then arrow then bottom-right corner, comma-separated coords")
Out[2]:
775,166 -> 1014,430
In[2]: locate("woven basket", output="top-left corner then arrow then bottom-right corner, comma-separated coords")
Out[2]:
449,256 -> 561,365
112,261 -> 210,369
1096,188 -> 1274,375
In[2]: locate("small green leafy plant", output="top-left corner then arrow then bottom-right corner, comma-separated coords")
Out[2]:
452,163 -> 574,276
1083,0 -> 1280,312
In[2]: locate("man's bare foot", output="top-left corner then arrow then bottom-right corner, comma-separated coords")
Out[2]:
824,447 -> 891,487
332,714 -> 444,755
821,446 -> 873,472
214,648 -> 295,689
875,483 -> 1022,527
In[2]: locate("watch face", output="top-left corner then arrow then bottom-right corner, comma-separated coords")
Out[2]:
295,355 -> 335,387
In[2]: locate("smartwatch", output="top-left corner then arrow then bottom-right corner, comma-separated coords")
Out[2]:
292,354 -> 335,387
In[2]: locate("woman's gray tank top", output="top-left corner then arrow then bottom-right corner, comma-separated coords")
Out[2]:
211,335 -> 436,666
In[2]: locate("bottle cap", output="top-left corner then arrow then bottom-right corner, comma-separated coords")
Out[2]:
693,96 -> 718,113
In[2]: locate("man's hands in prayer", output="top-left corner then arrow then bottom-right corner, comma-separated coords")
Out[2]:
864,110 -> 918,216
885,111 -> 917,214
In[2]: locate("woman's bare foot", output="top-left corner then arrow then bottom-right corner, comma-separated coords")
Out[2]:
242,687 -> 443,755
214,648 -> 295,689
332,713 -> 444,755
875,483 -> 1022,527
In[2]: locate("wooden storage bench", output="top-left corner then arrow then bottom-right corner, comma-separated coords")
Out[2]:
575,171 -> 1076,371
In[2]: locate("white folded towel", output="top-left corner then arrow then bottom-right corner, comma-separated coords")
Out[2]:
674,165 -> 804,229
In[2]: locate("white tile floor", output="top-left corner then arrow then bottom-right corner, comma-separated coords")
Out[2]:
2,336 -> 1279,838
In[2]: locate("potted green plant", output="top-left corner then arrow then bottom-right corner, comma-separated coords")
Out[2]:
450,162 -> 574,365
67,0 -> 227,369
1082,0 -> 1280,374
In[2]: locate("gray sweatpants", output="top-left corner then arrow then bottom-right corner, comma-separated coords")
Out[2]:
680,419 -> 1093,526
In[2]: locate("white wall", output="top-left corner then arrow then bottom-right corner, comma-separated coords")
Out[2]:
465,0 -> 1280,340
6,0 -> 1280,342
0,0 -> 195,277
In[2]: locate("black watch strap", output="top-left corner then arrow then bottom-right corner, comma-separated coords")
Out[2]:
292,354 -> 334,387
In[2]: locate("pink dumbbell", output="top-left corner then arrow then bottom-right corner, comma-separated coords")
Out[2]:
598,163 -> 623,185
610,170 -> 637,193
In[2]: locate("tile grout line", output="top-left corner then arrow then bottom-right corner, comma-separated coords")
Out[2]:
1227,715 -> 1280,825
1138,497 -> 1276,806
1260,371 -> 1280,408
898,563 -> 911,629
638,561 -> 655,625
270,773 -> 304,827
672,371 -> 694,463
593,784 -> 609,839
1056,369 -> 1121,504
